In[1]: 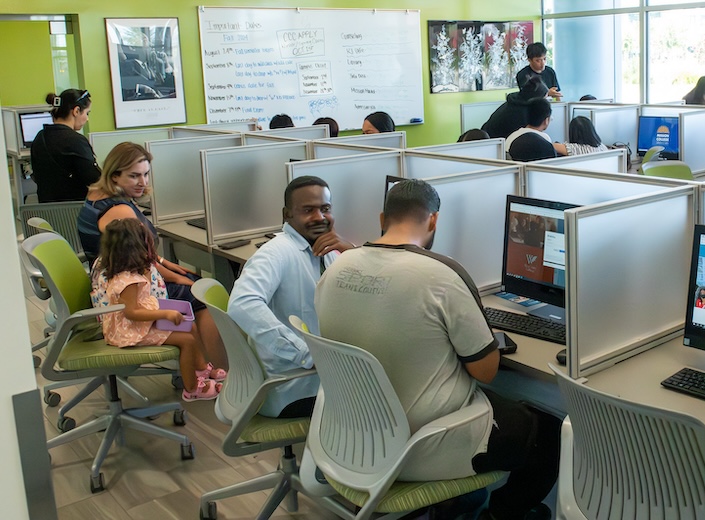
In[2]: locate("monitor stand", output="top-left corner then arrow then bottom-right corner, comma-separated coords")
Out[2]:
528,303 -> 565,324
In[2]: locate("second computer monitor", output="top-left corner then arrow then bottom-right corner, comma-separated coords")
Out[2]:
502,195 -> 578,315
637,115 -> 679,160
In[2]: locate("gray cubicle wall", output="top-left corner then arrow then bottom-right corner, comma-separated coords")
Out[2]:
311,142 -> 393,159
538,148 -> 628,173
288,151 -> 404,246
565,186 -> 696,378
524,164 -> 693,206
460,101 -> 503,133
403,150 -> 513,179
680,110 -> 705,174
146,134 -> 243,225
183,121 -> 257,132
170,127 -> 234,139
548,102 -> 568,144
426,167 -> 521,291
329,131 -> 406,149
412,139 -> 505,161
89,128 -> 171,166
241,133 -> 303,146
201,141 -> 308,244
248,125 -> 329,140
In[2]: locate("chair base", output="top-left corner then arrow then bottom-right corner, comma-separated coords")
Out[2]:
199,446 -> 355,520
46,375 -> 193,493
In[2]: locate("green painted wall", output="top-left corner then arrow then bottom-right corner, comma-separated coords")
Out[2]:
0,0 -> 541,146
0,21 -> 54,106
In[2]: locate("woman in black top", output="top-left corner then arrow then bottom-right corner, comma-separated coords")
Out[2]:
30,89 -> 101,202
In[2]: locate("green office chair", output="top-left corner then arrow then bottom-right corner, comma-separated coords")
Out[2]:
290,316 -> 506,520
550,364 -> 705,519
636,145 -> 664,174
191,278 -> 350,520
22,232 -> 194,493
640,159 -> 693,180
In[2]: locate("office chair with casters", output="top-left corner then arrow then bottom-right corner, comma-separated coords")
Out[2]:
190,278 -> 351,520
636,145 -> 664,174
550,364 -> 705,520
640,159 -> 694,180
290,316 -> 506,520
23,232 -> 194,493
18,241 -> 54,368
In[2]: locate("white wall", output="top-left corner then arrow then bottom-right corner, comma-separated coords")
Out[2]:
0,102 -> 34,519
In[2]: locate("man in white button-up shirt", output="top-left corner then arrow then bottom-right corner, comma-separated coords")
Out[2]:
228,176 -> 353,417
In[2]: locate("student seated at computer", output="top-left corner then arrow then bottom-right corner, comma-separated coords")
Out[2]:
457,128 -> 490,142
509,133 -> 558,162
362,111 -> 395,134
552,116 -> 608,157
269,113 -> 294,129
505,99 -> 553,154
313,116 -> 339,137
481,76 -> 549,139
77,141 -> 227,369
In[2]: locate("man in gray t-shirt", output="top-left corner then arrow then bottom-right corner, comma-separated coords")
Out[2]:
316,179 -> 559,520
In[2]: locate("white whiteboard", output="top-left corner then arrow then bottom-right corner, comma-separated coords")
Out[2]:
198,7 -> 424,131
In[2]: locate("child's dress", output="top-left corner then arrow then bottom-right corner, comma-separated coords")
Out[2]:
102,270 -> 171,348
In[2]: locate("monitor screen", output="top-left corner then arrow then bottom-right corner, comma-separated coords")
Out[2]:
19,111 -> 52,148
637,115 -> 679,160
502,195 -> 579,309
684,224 -> 705,350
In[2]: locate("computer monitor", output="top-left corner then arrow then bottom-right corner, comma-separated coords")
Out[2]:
502,195 -> 578,321
383,175 -> 404,206
637,115 -> 680,160
683,224 -> 705,350
19,111 -> 52,149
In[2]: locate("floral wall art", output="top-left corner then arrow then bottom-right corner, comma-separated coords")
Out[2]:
429,20 -> 533,93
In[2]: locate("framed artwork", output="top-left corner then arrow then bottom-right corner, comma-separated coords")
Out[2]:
429,20 -> 533,93
105,17 -> 186,128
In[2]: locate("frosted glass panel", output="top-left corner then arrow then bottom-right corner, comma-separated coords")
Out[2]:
186,121 -> 256,132
312,143 -> 387,159
428,169 -> 520,290
412,139 -> 504,160
405,153 -> 503,179
254,125 -> 329,140
525,168 -> 685,205
681,111 -> 705,173
203,142 -> 308,242
332,132 -> 406,149
90,128 -> 171,166
550,103 -> 568,144
460,102 -> 503,133
568,190 -> 694,376
289,152 -> 403,246
242,134 -> 300,146
592,106 -> 639,151
539,149 -> 625,173
147,135 -> 242,224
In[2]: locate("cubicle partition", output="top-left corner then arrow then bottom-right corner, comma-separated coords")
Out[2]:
524,163 -> 693,206
241,133 -> 303,146
330,131 -> 406,149
411,138 -> 505,161
288,151 -> 404,246
89,128 -> 172,165
170,127 -> 234,139
311,141 -> 392,159
403,150 -> 513,179
146,134 -> 243,225
565,186 -> 696,377
248,125 -> 329,140
569,105 -> 640,157
679,109 -> 705,174
426,167 -> 521,290
201,141 -> 309,244
180,121 -> 257,132
538,148 -> 628,173
548,102 -> 568,144
460,101 -> 503,133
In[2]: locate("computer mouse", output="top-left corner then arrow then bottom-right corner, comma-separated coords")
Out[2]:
556,348 -> 567,366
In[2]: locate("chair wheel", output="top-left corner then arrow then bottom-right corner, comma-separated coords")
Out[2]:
57,416 -> 76,433
181,443 -> 195,460
200,501 -> 217,520
171,374 -> 184,390
33,355 -> 41,368
173,409 -> 186,426
44,391 -> 61,407
90,472 -> 105,493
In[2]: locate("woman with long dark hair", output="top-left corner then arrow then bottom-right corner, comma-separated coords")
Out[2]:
553,116 -> 608,156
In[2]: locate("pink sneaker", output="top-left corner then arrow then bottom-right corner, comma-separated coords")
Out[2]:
195,362 -> 227,382
182,377 -> 222,402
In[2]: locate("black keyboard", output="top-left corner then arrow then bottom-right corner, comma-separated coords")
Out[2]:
661,367 -> 705,400
185,217 -> 207,230
484,307 -> 566,345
